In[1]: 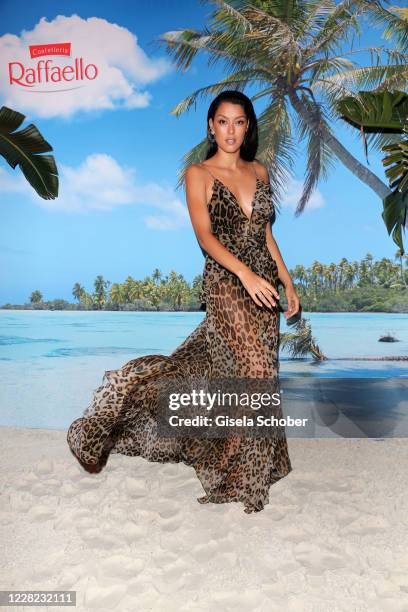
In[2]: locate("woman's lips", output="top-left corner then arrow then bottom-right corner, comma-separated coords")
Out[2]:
226,139 -> 236,144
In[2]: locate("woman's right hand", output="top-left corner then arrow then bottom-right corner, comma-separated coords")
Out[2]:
238,267 -> 280,310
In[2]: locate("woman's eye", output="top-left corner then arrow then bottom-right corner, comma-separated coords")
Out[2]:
218,119 -> 245,125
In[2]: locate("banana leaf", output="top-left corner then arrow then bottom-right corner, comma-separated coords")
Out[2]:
0,106 -> 58,199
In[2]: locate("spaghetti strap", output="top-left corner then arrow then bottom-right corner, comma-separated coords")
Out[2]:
252,160 -> 258,179
199,162 -> 217,180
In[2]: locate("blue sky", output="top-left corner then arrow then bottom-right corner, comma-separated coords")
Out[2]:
0,0 -> 404,304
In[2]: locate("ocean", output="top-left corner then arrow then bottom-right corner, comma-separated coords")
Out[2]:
1,309 -> 407,431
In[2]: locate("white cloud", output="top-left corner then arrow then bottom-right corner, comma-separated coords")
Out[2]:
0,153 -> 189,229
0,166 -> 28,194
280,178 -> 325,210
2,164 -> 326,227
0,14 -> 172,118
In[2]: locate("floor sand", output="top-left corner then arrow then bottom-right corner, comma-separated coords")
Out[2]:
1,427 -> 408,611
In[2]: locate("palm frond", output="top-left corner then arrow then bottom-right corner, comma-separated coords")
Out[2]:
293,92 -> 335,214
0,106 -> 58,200
294,0 -> 340,44
361,131 -> 404,154
220,0 -> 301,64
159,0 -> 302,79
204,0 -> 253,34
337,90 -> 408,132
158,28 -> 211,73
362,1 -> 408,51
307,56 -> 357,84
312,77 -> 356,109
313,45 -> 408,64
256,94 -> 296,210
307,46 -> 408,84
374,67 -> 408,92
304,0 -> 363,57
280,317 -> 327,361
322,63 -> 408,90
336,90 -> 408,154
169,69 -> 272,117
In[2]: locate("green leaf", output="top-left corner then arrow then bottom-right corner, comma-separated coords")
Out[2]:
0,106 -> 58,199
337,90 -> 408,132
382,189 -> 408,254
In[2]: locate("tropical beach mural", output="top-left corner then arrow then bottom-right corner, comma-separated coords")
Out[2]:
1,1 -> 408,610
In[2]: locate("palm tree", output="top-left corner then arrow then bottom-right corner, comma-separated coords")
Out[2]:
344,260 -> 356,290
372,257 -> 399,288
165,270 -> 190,310
80,292 -> 94,310
109,283 -> 126,308
152,268 -> 163,285
128,280 -> 144,303
395,248 -> 408,287
0,106 -> 58,199
72,283 -> 86,303
122,276 -> 136,303
93,275 -> 110,310
292,264 -> 308,291
358,253 -> 374,286
191,273 -> 204,303
158,0 -> 407,211
144,281 -> 164,310
30,290 -> 43,304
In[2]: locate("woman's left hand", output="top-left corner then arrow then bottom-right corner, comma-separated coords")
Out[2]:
283,285 -> 301,321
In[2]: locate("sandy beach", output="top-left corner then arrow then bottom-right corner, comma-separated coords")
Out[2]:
1,427 -> 408,611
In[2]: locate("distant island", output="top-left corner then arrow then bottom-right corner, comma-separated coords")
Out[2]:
2,253 -> 407,313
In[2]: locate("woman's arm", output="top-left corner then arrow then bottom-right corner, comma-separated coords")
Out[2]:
265,223 -> 300,318
254,160 -> 295,289
185,164 -> 280,310
265,223 -> 295,290
254,160 -> 301,317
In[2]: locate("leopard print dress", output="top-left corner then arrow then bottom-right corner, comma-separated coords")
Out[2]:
66,160 -> 292,514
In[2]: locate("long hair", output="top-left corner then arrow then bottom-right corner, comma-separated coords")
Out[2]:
204,90 -> 259,161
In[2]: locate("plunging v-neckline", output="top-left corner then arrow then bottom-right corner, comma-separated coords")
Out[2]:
213,176 -> 262,223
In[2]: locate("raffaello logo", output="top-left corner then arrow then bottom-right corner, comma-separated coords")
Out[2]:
8,42 -> 99,90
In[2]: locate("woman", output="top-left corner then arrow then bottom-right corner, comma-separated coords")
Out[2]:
67,90 -> 300,514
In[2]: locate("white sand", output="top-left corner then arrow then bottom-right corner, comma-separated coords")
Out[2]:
1,427 -> 408,612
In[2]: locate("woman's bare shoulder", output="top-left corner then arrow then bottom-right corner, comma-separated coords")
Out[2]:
185,163 -> 208,190
253,159 -> 270,183
185,162 -> 206,179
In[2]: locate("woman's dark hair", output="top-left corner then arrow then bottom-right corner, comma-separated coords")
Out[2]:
204,90 -> 259,161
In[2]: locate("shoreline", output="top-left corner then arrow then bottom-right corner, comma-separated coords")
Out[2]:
1,307 -> 407,314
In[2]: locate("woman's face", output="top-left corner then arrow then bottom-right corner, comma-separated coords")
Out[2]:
209,102 -> 248,152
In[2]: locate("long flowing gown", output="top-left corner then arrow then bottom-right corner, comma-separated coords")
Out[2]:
67,161 -> 292,514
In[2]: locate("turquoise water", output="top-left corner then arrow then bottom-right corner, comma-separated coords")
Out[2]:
0,309 -> 407,430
